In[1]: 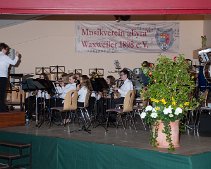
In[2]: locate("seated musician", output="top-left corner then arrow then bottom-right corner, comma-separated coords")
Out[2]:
75,72 -> 82,86
54,78 -> 64,97
55,73 -> 77,106
113,68 -> 133,106
60,73 -> 77,99
93,75 -> 116,117
77,75 -> 93,107
106,75 -> 116,96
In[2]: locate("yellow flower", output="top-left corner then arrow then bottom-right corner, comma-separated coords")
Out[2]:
172,101 -> 176,106
155,107 -> 160,111
171,97 -> 176,106
184,102 -> 190,106
151,98 -> 159,103
161,98 -> 167,105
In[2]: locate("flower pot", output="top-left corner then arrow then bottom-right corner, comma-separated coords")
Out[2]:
153,120 -> 180,149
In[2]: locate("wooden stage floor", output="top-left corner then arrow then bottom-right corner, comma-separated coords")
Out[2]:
0,122 -> 211,156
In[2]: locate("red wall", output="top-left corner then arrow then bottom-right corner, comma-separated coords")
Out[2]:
0,0 -> 211,15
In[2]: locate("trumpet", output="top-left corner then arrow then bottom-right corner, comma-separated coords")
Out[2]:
111,79 -> 123,99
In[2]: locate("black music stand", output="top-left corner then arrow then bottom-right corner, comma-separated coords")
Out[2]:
35,79 -> 58,127
50,65 -> 65,81
35,67 -> 50,75
22,78 -> 45,91
91,78 -> 109,130
91,78 -> 109,92
89,68 -> 104,77
22,79 -> 46,126
73,69 -> 82,74
36,79 -> 56,96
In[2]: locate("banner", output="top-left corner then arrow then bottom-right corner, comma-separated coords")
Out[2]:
76,22 -> 179,53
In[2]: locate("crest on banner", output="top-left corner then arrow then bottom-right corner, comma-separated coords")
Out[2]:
155,28 -> 174,51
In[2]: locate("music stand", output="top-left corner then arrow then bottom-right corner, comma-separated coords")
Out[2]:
91,78 -> 109,92
89,68 -> 104,77
35,67 -> 50,75
36,79 -> 56,96
74,69 -> 82,74
91,78 -> 109,130
22,79 -> 46,126
50,65 -> 65,81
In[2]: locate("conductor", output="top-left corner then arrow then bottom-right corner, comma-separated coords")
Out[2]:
0,43 -> 21,112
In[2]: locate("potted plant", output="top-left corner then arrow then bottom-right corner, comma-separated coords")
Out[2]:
141,54 -> 197,151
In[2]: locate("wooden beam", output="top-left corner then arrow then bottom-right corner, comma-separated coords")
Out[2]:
0,0 -> 211,15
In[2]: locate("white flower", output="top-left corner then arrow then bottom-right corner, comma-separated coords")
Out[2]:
169,114 -> 174,117
163,106 -> 173,115
175,107 -> 183,115
145,105 -> 153,112
150,112 -> 158,118
140,112 -> 147,119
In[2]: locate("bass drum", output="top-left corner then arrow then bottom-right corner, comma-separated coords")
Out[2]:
204,62 -> 211,82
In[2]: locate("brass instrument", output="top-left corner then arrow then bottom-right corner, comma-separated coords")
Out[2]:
113,79 -> 123,99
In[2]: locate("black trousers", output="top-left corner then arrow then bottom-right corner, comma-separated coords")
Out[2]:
0,77 -> 8,112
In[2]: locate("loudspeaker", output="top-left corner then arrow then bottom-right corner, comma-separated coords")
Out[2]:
198,112 -> 211,137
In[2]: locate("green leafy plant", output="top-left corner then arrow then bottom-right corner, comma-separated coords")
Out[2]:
141,54 -> 198,151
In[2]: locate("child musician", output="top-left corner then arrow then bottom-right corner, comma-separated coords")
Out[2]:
77,75 -> 93,107
113,68 -> 133,105
55,73 -> 77,106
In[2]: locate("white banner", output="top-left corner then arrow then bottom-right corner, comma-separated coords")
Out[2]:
76,22 -> 179,53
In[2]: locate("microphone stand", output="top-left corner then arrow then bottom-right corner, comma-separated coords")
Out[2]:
35,94 -> 38,127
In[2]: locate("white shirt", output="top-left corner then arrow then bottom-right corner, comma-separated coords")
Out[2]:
0,52 -> 18,77
37,90 -> 50,99
118,78 -> 133,97
78,86 -> 88,103
60,83 -> 76,99
55,86 -> 63,96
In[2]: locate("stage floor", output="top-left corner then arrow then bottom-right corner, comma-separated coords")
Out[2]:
0,122 -> 211,156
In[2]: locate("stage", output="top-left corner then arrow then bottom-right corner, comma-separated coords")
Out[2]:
0,122 -> 211,169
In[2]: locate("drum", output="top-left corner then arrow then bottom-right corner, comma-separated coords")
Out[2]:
204,62 -> 211,82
